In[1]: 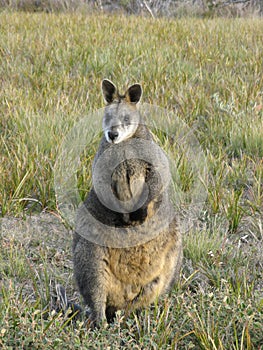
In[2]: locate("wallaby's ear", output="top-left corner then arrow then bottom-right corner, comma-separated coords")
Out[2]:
125,84 -> 142,104
102,79 -> 118,104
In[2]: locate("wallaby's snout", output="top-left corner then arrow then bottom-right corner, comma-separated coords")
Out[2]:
107,130 -> 119,142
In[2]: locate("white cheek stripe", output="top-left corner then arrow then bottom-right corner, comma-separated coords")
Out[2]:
104,125 -> 137,144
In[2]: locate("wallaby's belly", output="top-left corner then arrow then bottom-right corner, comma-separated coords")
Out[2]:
103,230 -> 181,308
106,255 -> 164,308
108,239 -> 168,284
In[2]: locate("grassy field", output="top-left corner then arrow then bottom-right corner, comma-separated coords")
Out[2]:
0,11 -> 263,349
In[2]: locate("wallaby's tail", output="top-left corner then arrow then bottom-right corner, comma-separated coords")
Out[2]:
55,284 -> 82,319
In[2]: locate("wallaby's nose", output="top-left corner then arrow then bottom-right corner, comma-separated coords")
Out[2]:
108,130 -> 119,141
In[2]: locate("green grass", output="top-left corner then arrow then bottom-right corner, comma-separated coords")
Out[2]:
0,11 -> 263,349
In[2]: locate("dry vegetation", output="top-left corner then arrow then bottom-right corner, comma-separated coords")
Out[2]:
0,11 -> 262,349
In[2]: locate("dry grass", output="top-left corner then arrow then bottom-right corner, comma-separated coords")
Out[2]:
0,12 -> 262,349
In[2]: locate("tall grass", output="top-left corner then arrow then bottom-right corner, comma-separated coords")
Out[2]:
0,11 -> 262,349
1,12 -> 262,216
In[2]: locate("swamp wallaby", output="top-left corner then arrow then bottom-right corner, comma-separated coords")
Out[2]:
73,80 -> 182,327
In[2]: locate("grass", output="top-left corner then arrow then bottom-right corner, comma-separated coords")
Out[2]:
0,11 -> 263,349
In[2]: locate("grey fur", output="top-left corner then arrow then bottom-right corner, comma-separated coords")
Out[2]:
73,80 -> 182,327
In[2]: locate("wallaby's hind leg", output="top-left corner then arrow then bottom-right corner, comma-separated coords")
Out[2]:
74,274 -> 108,327
87,298 -> 107,327
73,238 -> 108,327
129,277 -> 161,311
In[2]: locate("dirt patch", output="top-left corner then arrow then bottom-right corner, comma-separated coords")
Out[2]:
0,213 -> 78,308
1,212 -> 71,249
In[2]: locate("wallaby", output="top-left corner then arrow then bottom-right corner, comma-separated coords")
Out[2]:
73,80 -> 182,327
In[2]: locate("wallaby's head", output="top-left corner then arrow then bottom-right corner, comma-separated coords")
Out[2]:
102,79 -> 142,144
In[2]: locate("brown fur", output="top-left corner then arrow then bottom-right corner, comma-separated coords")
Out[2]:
73,80 -> 182,326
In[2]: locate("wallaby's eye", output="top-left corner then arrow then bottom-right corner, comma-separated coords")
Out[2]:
124,116 -> 130,123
